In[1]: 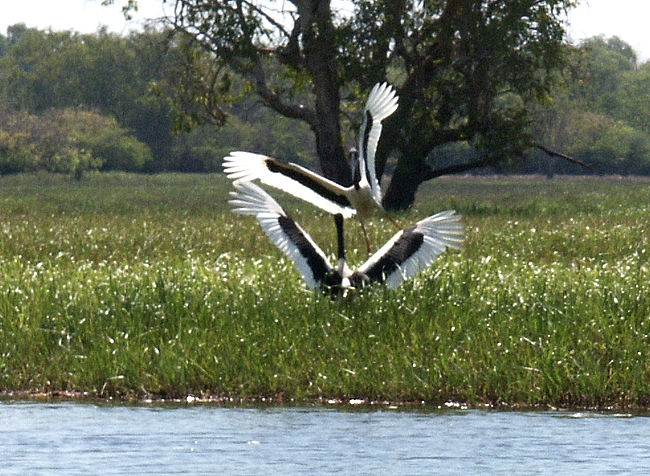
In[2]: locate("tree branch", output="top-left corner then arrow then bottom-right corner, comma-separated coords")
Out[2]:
536,144 -> 593,168
251,57 -> 317,126
376,0 -> 470,177
230,0 -> 317,127
423,144 -> 593,182
240,0 -> 292,42
423,157 -> 497,181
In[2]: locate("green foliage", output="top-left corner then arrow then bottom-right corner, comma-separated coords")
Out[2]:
170,0 -> 578,206
0,174 -> 649,408
0,130 -> 38,174
609,62 -> 650,135
0,109 -> 152,176
529,36 -> 650,175
170,109 -> 316,172
0,25 -> 171,171
87,126 -> 153,172
566,113 -> 650,173
3,18 -> 650,182
0,24 -> 313,174
574,36 -> 637,108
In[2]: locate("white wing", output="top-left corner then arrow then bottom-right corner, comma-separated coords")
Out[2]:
358,210 -> 463,289
357,83 -> 399,204
229,181 -> 335,289
224,151 -> 355,218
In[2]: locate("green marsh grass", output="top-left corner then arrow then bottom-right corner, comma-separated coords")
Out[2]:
0,173 -> 649,408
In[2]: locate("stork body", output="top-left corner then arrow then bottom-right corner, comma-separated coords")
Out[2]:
223,83 -> 400,250
229,181 -> 463,295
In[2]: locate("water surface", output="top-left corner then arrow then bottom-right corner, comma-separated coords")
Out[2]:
1,402 -> 649,475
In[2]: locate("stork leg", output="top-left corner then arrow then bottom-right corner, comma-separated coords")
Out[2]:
360,222 -> 372,255
383,210 -> 401,230
361,214 -> 400,255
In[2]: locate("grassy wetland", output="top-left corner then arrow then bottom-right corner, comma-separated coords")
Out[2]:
0,173 -> 649,409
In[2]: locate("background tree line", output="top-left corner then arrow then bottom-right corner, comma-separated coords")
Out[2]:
0,23 -> 649,180
0,23 -> 316,177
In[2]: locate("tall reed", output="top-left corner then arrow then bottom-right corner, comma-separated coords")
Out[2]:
0,173 -> 648,408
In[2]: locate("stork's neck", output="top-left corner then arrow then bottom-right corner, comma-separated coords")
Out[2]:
349,149 -> 362,188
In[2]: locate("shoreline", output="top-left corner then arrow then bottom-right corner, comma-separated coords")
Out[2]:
2,390 -> 648,414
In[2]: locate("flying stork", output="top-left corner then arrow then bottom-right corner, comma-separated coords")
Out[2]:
229,180 -> 463,295
223,82 -> 400,251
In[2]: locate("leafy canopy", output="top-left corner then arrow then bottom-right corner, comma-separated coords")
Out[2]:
128,0 -> 577,208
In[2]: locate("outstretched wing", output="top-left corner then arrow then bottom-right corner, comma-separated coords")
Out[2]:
356,83 -> 399,204
358,210 -> 463,289
229,181 -> 336,289
224,151 -> 355,218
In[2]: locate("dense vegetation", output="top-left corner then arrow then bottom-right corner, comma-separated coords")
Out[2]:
169,0 -> 576,210
0,23 -> 649,180
529,36 -> 650,176
0,25 -> 315,176
0,174 -> 648,408
1,4 -> 648,411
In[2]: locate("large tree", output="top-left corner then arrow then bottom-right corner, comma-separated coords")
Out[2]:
119,0 -> 577,209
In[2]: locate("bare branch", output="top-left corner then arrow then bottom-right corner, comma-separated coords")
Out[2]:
536,144 -> 593,168
251,58 -> 316,126
423,144 -> 593,182
240,0 -> 293,43
424,157 -> 497,181
232,0 -> 317,126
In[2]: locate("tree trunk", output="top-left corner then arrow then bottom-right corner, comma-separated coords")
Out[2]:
311,87 -> 350,186
296,0 -> 351,187
382,152 -> 429,211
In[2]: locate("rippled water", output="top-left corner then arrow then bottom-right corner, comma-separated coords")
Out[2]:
2,402 -> 650,475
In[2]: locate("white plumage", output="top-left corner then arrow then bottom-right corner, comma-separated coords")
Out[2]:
229,181 -> 463,293
360,210 -> 464,289
229,180 -> 332,289
356,82 -> 399,206
223,83 -> 400,237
